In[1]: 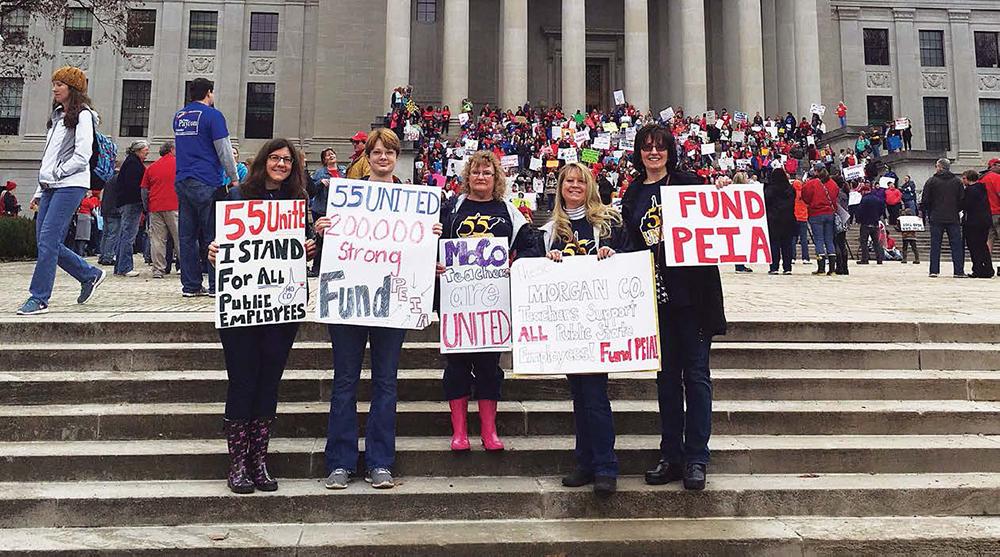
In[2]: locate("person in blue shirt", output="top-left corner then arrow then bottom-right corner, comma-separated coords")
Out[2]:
221,145 -> 249,188
172,77 -> 240,297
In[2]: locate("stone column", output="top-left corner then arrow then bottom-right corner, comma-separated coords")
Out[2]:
836,6 -> 864,126
893,8 -> 923,150
215,3 -> 246,136
624,0 -> 650,112
442,0 -> 469,112
792,0 -> 822,119
774,0 -> 798,116
561,0 -> 586,112
384,0 -> 412,108
500,0 -> 528,109
736,0 -> 765,116
151,2 -> 183,143
761,0 -> 778,116
949,10 -> 981,160
676,0 -> 707,115
276,3 -> 307,141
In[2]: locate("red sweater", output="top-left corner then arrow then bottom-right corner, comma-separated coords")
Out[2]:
800,178 -> 839,216
982,171 -> 1000,215
140,154 -> 178,212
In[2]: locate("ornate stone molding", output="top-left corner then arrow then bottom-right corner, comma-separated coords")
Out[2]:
186,55 -> 215,74
892,8 -> 915,22
248,57 -> 276,76
979,74 -> 1000,92
866,71 -> 891,90
61,53 -> 90,71
921,72 -> 948,91
836,6 -> 861,21
948,10 -> 971,24
124,54 -> 153,73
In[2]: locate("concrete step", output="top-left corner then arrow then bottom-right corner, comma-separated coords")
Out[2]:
2,435 -> 999,481
3,342 -> 999,372
3,516 -> 1000,555
1,473 -> 998,528
4,369 -> 998,405
5,400 -> 1000,442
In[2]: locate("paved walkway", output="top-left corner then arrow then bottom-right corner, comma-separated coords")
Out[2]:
1,256 -> 997,323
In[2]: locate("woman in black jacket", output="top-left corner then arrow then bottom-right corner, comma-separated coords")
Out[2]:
960,170 -> 995,278
764,168 -> 797,274
620,124 -> 727,491
113,140 -> 148,277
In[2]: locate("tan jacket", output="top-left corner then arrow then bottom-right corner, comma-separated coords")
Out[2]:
346,154 -> 371,180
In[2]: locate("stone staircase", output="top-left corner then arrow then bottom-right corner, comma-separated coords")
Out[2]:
1,318 -> 1000,554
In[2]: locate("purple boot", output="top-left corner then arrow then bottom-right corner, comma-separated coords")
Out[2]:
224,419 -> 254,494
248,417 -> 278,491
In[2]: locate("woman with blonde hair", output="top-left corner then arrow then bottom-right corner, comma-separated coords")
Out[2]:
436,150 -> 537,453
538,162 -> 628,497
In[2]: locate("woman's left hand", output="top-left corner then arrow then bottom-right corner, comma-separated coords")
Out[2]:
714,176 -> 733,189
597,247 -> 615,260
432,223 -> 443,236
304,239 -> 317,261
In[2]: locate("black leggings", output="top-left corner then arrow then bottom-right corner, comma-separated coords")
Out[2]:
219,323 -> 300,420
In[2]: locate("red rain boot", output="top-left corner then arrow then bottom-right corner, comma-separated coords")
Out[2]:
478,399 -> 505,451
449,397 -> 471,451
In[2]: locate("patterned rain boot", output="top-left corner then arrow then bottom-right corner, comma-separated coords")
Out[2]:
248,416 -> 278,491
224,419 -> 255,494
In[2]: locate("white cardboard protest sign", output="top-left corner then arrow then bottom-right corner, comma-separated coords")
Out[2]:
529,157 -> 543,171
464,139 -> 479,151
810,103 -> 826,116
899,215 -> 924,232
439,237 -> 512,354
731,131 -> 745,144
215,200 -> 308,329
848,191 -> 862,206
894,117 -> 910,130
510,251 -> 660,375
736,158 -> 751,170
574,129 -> 590,145
660,107 -> 675,121
457,112 -> 469,125
532,177 -> 544,193
765,126 -> 779,139
551,126 -> 562,139
624,127 -> 637,142
501,154 -> 519,169
843,163 -> 865,181
807,135 -> 816,146
593,135 -> 611,150
317,178 -> 440,329
613,89 -> 626,105
563,149 -> 578,164
706,110 -> 717,125
660,183 -> 772,267
878,176 -> 896,189
700,143 -> 716,155
734,112 -> 749,124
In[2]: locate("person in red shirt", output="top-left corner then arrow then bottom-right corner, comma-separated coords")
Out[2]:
983,159 -> 1000,265
885,181 -> 903,225
141,142 -> 179,278
800,163 -> 840,274
836,102 -> 848,128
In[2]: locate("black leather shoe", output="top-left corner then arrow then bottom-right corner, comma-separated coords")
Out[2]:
683,463 -> 706,491
561,468 -> 594,487
593,475 -> 617,498
644,460 -> 684,485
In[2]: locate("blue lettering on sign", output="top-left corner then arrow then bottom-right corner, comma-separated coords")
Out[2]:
329,182 -> 441,215
174,110 -> 203,136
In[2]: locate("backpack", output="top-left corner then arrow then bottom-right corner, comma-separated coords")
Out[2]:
89,130 -> 117,190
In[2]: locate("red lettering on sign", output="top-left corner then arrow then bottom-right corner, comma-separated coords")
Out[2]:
672,228 -> 692,264
716,227 -> 747,263
694,228 -> 717,264
678,190 -> 697,218
749,226 -> 771,263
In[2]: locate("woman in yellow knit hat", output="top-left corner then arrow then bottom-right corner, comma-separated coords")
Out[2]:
17,66 -> 107,315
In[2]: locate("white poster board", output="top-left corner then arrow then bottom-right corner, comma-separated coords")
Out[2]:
457,112 -> 470,125
613,89 -> 626,105
731,131 -> 746,144
593,135 -> 611,150
848,191 -> 862,206
843,164 -> 865,181
574,129 -> 590,145
894,117 -> 910,130
878,176 -> 896,189
700,143 -> 716,155
439,237 -> 512,353
501,154 -> 519,169
660,107 -> 675,121
529,157 -> 543,171
898,215 -> 924,231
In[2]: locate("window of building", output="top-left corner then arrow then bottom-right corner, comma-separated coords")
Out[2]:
120,80 -> 151,137
975,32 -> 1000,69
249,13 -> 278,51
126,9 -> 156,47
0,78 -> 23,135
922,97 -> 950,152
918,30 -> 944,67
866,95 -> 893,127
63,8 -> 94,47
245,83 -> 275,139
863,28 -> 890,66
188,11 -> 218,50
416,0 -> 437,23
0,8 -> 29,45
981,99 -> 1000,152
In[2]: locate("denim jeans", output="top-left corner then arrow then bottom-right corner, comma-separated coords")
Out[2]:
325,324 -> 407,473
175,178 -> 217,293
568,373 -> 618,477
658,304 -> 713,465
808,214 -> 836,257
858,224 -> 883,263
99,207 -> 121,264
795,221 -> 811,261
839,116 -> 847,128
29,188 -> 101,304
114,202 -> 142,275
443,352 -> 503,401
929,222 -> 964,276
219,322 -> 300,420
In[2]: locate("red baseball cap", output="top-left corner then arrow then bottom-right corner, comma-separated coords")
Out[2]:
988,158 -> 1000,168
351,131 -> 368,143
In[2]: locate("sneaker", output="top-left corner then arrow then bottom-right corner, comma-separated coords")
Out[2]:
683,463 -> 707,491
365,467 -> 394,489
324,468 -> 350,490
953,274 -> 966,278
735,266 -> 753,273
206,288 -> 216,298
77,269 -> 107,304
929,273 -> 939,278
116,270 -> 140,277
152,272 -> 164,279
767,270 -> 778,275
16,298 -> 48,316
182,288 -> 208,297
782,270 -> 792,275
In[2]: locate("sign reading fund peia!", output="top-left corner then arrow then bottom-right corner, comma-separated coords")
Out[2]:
317,178 -> 440,329
439,237 -> 512,353
215,200 -> 308,329
660,183 -> 772,266
510,252 -> 660,375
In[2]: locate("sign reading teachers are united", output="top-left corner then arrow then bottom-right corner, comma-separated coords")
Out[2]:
439,237 -> 512,354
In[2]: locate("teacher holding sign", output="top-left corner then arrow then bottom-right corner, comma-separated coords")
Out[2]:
620,123 -> 728,492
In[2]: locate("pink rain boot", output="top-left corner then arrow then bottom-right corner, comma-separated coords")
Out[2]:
478,399 -> 505,451
449,397 -> 471,451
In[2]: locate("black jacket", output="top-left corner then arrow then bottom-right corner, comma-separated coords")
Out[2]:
764,182 -> 796,238
961,183 -> 992,229
116,153 -> 145,208
920,170 -> 964,224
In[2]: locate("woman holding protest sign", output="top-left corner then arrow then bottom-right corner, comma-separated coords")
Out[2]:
537,161 -> 629,497
206,138 -> 316,494
620,123 -> 727,492
435,150 -> 537,454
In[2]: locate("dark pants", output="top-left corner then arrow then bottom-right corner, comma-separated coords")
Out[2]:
887,203 -> 902,225
768,233 -> 794,272
965,225 -> 995,278
325,324 -> 407,473
175,178 -> 217,293
901,239 -> 919,263
568,373 -> 617,477
218,323 -> 300,420
929,222 -> 964,276
834,231 -> 850,274
657,304 -> 713,465
795,221 -> 810,261
858,224 -> 883,263
443,352 -> 503,401
311,211 -> 324,274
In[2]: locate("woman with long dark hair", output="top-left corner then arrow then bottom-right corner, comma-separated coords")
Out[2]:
764,168 -> 797,274
17,66 -> 106,315
207,138 -> 317,493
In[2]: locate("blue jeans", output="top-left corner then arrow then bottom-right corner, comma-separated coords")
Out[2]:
29,188 -> 101,304
568,373 -> 618,477
99,208 -> 120,263
658,304 -> 713,465
839,116 -> 847,128
795,221 -> 811,261
175,178 -> 217,293
872,144 -> 882,158
114,202 -> 142,274
929,222 -> 964,276
808,214 -> 836,257
325,324 -> 407,473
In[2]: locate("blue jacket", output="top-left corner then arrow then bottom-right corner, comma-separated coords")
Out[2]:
856,192 -> 886,226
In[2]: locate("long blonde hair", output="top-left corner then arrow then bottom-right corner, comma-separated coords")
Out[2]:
550,162 -> 622,245
460,151 -> 508,201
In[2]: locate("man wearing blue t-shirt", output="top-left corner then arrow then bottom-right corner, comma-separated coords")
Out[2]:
173,78 -> 240,297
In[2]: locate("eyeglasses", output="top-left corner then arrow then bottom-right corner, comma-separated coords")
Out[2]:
369,150 -> 395,158
267,154 -> 294,165
640,144 -> 668,152
471,171 -> 495,177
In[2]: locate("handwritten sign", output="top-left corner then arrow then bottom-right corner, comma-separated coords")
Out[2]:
574,129 -> 590,145
593,135 -> 611,150
317,178 -> 440,329
660,107 -> 674,121
439,237 -> 512,353
734,112 -> 748,124
843,163 -> 865,181
898,215 -> 924,231
810,103 -> 826,116
700,143 -> 716,156
581,148 -> 600,164
501,154 -> 519,169
894,117 -> 910,130
509,252 -> 660,375
603,122 -> 619,134
529,157 -> 543,171
613,90 -> 625,106
457,112 -> 469,125
660,183 -> 772,266
215,200 -> 308,329
706,110 -> 717,125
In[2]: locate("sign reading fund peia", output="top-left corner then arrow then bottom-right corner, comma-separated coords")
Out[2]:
660,183 -> 772,266
215,200 -> 308,329
317,178 -> 440,329
510,252 -> 660,375
438,237 -> 512,354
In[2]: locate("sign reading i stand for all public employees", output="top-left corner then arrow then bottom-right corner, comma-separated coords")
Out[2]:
215,200 -> 308,329
316,178 -> 440,330
510,252 -> 660,375
438,237 -> 512,354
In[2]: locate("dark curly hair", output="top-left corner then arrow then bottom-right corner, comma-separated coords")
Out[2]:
240,138 -> 308,200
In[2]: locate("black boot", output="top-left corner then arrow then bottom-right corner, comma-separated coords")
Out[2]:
562,468 -> 595,487
683,463 -> 707,491
826,255 -> 835,276
248,416 -> 278,491
811,257 -> 826,275
594,476 -> 617,498
644,460 -> 684,485
224,419 -> 255,494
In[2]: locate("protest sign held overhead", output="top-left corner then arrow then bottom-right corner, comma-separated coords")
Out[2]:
501,154 -> 519,169
439,237 -> 512,354
613,89 -> 625,106
581,148 -> 600,164
215,200 -> 308,329
659,107 -> 674,121
843,164 -> 865,181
